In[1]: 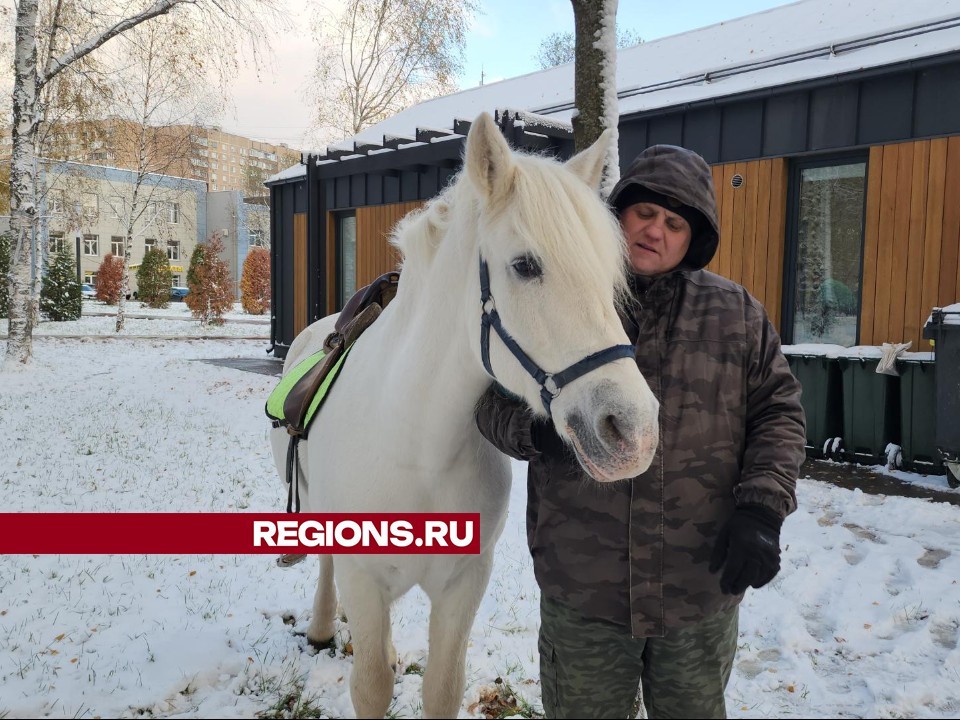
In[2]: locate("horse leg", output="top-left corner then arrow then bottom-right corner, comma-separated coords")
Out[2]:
422,555 -> 494,719
305,555 -> 337,649
338,563 -> 396,718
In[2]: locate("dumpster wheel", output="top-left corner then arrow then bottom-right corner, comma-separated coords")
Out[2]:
946,461 -> 960,489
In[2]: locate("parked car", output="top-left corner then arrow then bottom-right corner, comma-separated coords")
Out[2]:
170,286 -> 190,301
80,283 -> 96,299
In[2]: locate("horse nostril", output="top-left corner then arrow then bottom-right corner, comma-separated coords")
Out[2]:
597,413 -> 627,450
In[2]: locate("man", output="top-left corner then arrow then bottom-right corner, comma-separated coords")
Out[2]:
474,144 -> 806,719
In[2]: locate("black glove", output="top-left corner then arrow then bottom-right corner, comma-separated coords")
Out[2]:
530,418 -> 569,458
709,505 -> 782,595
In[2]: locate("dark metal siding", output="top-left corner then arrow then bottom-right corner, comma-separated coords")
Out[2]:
619,54 -> 960,165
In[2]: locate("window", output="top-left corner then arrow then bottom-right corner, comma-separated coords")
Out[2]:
250,229 -> 267,248
84,271 -> 97,286
48,189 -> 64,214
167,240 -> 180,261
336,212 -> 357,310
82,192 -> 98,218
48,232 -> 65,254
145,238 -> 156,252
111,236 -> 125,257
167,203 -> 180,224
109,196 -> 124,218
172,275 -> 182,287
147,201 -> 160,221
83,234 -> 99,256
785,158 -> 868,346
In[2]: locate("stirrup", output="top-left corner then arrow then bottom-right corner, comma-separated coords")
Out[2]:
276,553 -> 307,568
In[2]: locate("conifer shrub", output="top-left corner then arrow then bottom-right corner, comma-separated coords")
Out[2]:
186,234 -> 233,325
137,247 -> 172,308
240,246 -> 270,315
95,253 -> 125,304
40,250 -> 82,321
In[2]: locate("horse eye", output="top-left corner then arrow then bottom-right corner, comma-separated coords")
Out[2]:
511,255 -> 543,280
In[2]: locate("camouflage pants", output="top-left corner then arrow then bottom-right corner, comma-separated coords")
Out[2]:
538,595 -> 739,719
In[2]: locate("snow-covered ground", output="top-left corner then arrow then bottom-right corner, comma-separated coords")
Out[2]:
0,301 -> 269,339
1,335 -> 959,718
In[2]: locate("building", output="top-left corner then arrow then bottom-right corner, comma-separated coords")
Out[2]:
267,0 -> 960,359
39,160 -> 207,291
1,121 -> 301,196
206,190 -> 271,297
3,160 -> 271,297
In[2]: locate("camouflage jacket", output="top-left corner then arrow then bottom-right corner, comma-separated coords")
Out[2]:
476,272 -> 805,637
475,145 -> 804,638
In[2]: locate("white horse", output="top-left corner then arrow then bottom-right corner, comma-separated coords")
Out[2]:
270,112 -> 659,718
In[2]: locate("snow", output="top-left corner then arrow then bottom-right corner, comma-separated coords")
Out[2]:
927,303 -> 960,327
598,0 -> 620,198
265,163 -> 306,185
0,301 -> 270,339
2,329 -> 960,718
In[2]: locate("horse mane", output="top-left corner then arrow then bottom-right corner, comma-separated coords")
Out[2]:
390,148 -> 630,310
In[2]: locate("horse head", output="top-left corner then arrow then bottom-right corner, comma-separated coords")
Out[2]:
462,112 -> 659,482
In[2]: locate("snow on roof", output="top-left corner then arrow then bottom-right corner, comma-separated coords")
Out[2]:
266,163 -> 306,184
341,0 -> 960,149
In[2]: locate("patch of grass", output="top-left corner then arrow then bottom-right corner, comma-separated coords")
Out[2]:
472,677 -> 543,719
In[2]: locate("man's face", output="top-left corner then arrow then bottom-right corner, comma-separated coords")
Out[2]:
620,201 -> 693,276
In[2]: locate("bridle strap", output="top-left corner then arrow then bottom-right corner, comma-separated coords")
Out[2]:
479,256 -> 635,415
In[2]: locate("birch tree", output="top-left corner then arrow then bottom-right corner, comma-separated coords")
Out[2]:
571,0 -> 620,197
101,19 -> 215,331
5,0 -> 277,367
310,0 -> 476,141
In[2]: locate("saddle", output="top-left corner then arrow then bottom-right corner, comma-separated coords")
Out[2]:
266,271 -> 400,517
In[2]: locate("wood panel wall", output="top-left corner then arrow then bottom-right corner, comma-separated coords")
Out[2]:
861,137 -> 960,348
293,212 -> 307,336
325,201 -> 424,315
356,201 -> 423,286
707,158 -> 789,330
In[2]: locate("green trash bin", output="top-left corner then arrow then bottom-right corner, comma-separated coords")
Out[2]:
836,354 -> 901,466
784,353 -> 843,458
897,357 -> 942,474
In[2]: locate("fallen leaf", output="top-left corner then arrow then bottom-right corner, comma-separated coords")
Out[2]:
787,685 -> 795,693
189,570 -> 197,577
834,636 -> 846,643
70,658 -> 78,663
863,623 -> 872,630
54,633 -> 65,642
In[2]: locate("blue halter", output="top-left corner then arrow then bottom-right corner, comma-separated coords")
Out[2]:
479,255 -> 636,415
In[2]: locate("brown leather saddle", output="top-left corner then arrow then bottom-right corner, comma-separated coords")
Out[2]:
270,271 -> 400,516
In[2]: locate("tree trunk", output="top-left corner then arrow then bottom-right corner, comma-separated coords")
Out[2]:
571,0 -> 620,196
6,0 -> 41,367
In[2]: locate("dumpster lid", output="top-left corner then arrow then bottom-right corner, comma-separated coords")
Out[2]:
781,343 -> 849,358
897,351 -> 935,362
924,303 -> 960,328
834,345 -> 885,359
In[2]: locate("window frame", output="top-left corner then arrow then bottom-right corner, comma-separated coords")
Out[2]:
782,151 -> 870,346
83,234 -> 99,257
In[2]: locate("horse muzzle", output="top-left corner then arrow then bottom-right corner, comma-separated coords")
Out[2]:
561,381 -> 659,482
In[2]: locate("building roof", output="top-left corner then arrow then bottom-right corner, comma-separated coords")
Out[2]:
311,0 -> 960,163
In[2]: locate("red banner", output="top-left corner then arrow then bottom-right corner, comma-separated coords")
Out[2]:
0,513 -> 481,554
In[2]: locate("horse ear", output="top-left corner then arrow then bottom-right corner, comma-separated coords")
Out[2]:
565,128 -> 614,190
465,112 -> 515,202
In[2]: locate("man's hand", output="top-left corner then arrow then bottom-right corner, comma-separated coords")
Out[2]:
709,505 -> 782,595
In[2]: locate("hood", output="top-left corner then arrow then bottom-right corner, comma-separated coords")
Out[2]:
608,144 -> 720,271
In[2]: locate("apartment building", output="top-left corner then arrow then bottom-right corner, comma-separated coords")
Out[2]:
1,121 -> 300,196
38,160 -> 207,291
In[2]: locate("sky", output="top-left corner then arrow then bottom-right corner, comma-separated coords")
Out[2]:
0,310 -> 958,717
220,0 -> 798,149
